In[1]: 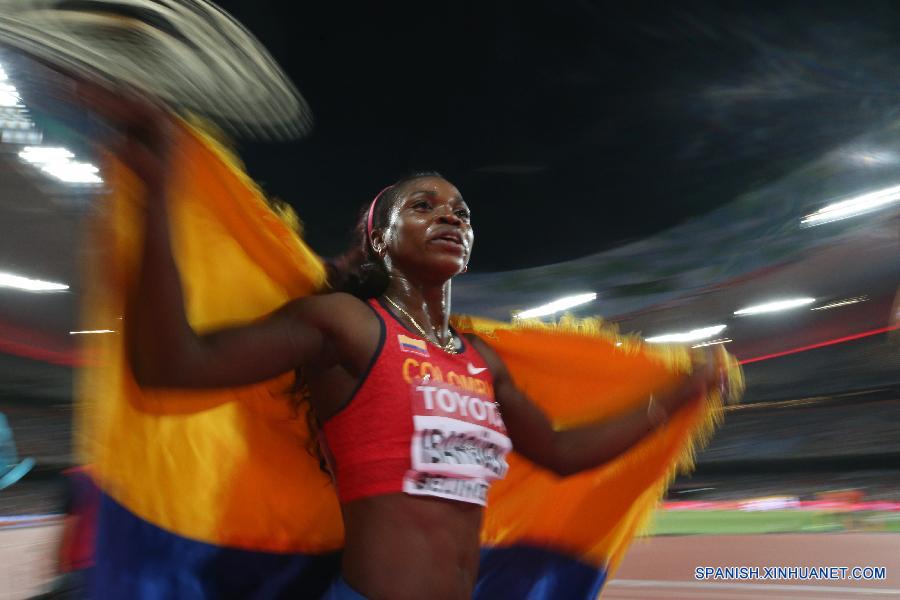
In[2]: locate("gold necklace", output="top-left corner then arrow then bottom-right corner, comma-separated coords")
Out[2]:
384,295 -> 458,354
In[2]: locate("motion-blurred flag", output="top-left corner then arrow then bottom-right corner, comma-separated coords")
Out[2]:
77,119 -> 742,598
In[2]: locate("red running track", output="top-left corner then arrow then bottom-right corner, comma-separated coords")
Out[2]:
606,533 -> 900,599
1,525 -> 898,599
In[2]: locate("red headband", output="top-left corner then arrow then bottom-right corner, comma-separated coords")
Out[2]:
366,185 -> 393,248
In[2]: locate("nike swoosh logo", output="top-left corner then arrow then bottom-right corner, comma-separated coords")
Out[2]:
467,363 -> 487,375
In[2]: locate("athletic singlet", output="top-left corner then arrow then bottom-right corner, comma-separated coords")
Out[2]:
320,298 -> 511,506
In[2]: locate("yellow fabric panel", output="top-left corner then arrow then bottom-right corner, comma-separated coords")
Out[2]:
76,121 -> 343,553
455,317 -> 742,573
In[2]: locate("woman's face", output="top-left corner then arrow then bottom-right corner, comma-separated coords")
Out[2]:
378,176 -> 474,282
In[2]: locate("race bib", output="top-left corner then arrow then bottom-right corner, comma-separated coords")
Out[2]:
402,381 -> 511,505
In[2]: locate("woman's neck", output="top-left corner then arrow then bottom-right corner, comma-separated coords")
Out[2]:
384,276 -> 452,340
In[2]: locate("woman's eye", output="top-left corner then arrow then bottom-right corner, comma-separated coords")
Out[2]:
456,209 -> 471,220
412,201 -> 430,210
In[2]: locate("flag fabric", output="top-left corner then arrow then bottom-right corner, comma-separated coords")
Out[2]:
77,119 -> 742,598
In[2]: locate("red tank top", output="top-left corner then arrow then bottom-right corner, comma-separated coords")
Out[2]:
321,298 -> 511,506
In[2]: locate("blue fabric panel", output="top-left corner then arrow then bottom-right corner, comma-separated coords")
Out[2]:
476,544 -> 607,600
92,493 -> 340,600
320,576 -> 368,600
93,493 -> 608,599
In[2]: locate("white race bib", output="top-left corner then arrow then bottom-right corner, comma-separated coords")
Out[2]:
402,382 -> 511,505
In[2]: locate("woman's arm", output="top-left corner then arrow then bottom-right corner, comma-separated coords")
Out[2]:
92,89 -> 362,389
470,336 -> 722,477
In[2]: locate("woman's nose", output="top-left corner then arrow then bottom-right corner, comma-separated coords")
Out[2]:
435,206 -> 462,225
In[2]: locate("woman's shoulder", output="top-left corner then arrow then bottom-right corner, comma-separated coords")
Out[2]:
281,291 -> 377,331
317,290 -> 371,308
274,293 -> 382,377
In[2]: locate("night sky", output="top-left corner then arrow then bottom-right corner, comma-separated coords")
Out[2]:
211,1 -> 900,272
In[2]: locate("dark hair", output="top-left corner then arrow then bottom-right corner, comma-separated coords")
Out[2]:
325,171 -> 445,299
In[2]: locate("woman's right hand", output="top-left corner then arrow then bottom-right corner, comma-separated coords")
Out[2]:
73,80 -> 174,185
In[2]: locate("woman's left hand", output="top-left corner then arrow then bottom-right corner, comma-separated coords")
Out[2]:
691,346 -> 733,404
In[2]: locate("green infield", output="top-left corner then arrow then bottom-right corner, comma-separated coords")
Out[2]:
647,509 -> 900,536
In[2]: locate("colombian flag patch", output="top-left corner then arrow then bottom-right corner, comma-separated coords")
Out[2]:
397,334 -> 429,357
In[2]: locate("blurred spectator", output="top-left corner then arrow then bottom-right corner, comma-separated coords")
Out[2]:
0,411 -> 34,490
32,466 -> 99,599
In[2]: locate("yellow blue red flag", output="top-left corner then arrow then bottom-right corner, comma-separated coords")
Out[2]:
76,120 -> 742,598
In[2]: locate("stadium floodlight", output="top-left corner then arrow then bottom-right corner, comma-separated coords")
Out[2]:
514,292 -> 597,319
40,161 -> 102,184
19,146 -> 102,184
0,270 -> 69,292
810,296 -> 869,311
801,184 -> 900,226
691,338 -> 732,349
0,82 -> 20,107
69,329 -> 115,335
734,298 -> 815,316
645,324 -> 727,344
19,146 -> 74,164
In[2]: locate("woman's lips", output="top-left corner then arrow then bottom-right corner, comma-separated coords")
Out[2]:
429,237 -> 465,252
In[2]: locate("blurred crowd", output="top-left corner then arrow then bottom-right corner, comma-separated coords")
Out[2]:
3,386 -> 899,517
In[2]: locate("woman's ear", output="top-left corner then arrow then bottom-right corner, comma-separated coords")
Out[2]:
370,229 -> 386,256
